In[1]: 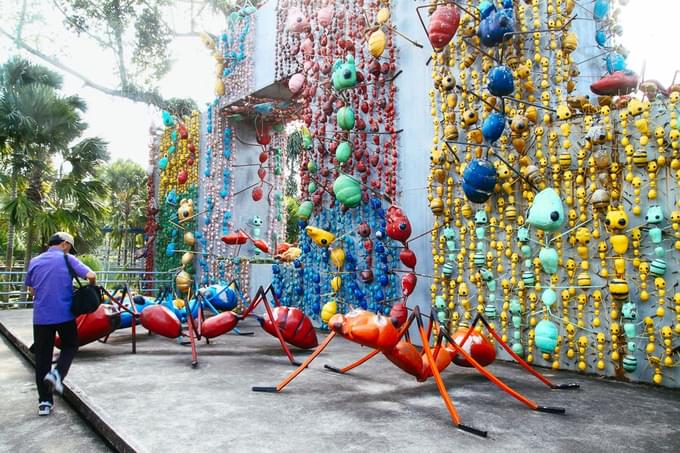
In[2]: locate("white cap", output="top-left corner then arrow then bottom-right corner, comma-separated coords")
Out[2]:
49,232 -> 77,254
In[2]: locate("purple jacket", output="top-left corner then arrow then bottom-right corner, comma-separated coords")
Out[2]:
25,247 -> 92,325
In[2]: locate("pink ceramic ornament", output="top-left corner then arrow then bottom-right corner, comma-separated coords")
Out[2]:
317,6 -> 333,27
288,73 -> 305,94
286,7 -> 310,33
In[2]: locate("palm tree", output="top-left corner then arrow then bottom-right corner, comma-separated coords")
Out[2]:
0,57 -> 110,268
0,57 -> 65,268
102,159 -> 147,267
0,57 -> 86,267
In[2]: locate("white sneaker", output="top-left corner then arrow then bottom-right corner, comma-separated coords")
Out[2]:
38,401 -> 53,416
43,369 -> 64,395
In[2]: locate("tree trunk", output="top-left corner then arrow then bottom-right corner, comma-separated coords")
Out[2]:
23,218 -> 35,271
24,163 -> 43,270
5,169 -> 18,270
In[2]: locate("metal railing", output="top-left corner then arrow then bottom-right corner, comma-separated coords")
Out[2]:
0,270 -> 175,309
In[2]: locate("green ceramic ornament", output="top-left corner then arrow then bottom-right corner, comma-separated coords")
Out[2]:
308,182 -> 317,194
511,343 -> 524,355
336,141 -> 352,163
527,188 -> 565,232
535,320 -> 558,354
332,174 -> 362,208
541,288 -> 557,307
539,247 -> 559,274
337,106 -> 355,130
307,160 -> 318,174
297,200 -> 314,221
273,123 -> 285,132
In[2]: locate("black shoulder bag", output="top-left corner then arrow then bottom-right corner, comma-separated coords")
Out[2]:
64,254 -> 102,316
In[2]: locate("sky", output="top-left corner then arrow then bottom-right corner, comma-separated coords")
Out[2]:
2,0 -> 679,168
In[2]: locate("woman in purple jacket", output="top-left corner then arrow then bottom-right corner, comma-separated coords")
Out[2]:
25,232 -> 96,416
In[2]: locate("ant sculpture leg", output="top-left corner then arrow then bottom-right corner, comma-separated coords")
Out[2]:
456,312 -> 580,390
253,312 -> 419,392
434,317 -> 566,416
252,331 -> 337,393
183,288 -> 201,367
413,306 -> 488,437
240,285 -> 302,366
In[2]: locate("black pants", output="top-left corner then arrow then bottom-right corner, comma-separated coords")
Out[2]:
33,320 -> 78,403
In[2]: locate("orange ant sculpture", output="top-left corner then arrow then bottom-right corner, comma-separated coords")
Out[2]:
253,306 -> 578,437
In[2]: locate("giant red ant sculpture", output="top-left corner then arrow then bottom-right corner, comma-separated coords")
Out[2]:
253,305 -> 578,437
140,283 -> 317,367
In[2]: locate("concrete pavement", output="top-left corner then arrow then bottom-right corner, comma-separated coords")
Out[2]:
0,334 -> 111,453
1,308 -> 679,453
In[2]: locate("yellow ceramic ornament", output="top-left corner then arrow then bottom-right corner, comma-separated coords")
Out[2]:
330,247 -> 346,269
305,226 -> 336,247
321,300 -> 338,323
368,29 -> 386,58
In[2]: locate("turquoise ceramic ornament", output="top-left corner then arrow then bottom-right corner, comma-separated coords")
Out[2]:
527,188 -> 565,232
541,288 -> 557,307
337,106 -> 355,130
332,174 -> 362,208
539,247 -> 559,274
336,141 -> 352,163
297,200 -> 314,221
535,320 -> 558,354
159,157 -> 169,170
332,54 -> 357,91
645,205 -> 664,224
162,111 -> 174,127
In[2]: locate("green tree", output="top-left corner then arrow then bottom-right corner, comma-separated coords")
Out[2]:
0,57 -> 75,268
102,159 -> 148,267
0,0 -> 217,112
0,56 -> 110,268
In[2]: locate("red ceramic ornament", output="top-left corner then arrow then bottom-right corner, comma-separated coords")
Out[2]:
386,206 -> 412,244
389,303 -> 408,327
257,167 -> 267,180
428,4 -> 460,50
449,328 -> 497,367
359,269 -> 374,283
221,231 -> 249,245
252,239 -> 270,254
399,248 -> 417,269
259,152 -> 268,163
401,272 -> 417,296
252,186 -> 264,202
177,170 -> 188,184
590,71 -> 638,96
256,124 -> 271,145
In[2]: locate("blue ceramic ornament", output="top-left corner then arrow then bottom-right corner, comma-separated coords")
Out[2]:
527,188 -> 565,232
478,2 -> 514,47
482,112 -> 506,143
487,65 -> 515,96
605,53 -> 626,73
462,159 -> 497,203
593,0 -> 610,21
